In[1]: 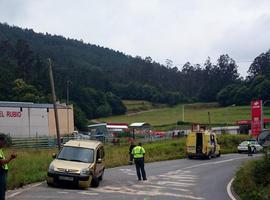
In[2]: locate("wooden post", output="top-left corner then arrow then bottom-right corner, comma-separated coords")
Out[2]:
48,58 -> 61,150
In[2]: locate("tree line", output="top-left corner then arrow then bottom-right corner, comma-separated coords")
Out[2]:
0,23 -> 269,129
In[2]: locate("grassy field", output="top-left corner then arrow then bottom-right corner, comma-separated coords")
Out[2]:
5,134 -> 250,190
123,100 -> 166,113
98,102 -> 270,128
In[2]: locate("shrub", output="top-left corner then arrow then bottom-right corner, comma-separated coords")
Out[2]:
0,133 -> 12,147
252,158 -> 270,186
234,158 -> 270,200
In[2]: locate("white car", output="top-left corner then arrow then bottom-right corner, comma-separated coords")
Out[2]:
237,140 -> 263,153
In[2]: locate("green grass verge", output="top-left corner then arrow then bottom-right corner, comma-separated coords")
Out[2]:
233,156 -> 270,200
6,134 -> 250,190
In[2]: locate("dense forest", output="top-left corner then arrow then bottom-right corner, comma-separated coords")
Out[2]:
0,23 -> 269,129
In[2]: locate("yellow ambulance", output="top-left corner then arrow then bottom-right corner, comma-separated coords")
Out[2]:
186,127 -> 221,159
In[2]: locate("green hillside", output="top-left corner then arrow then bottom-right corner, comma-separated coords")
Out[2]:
98,102 -> 270,128
1,22 -> 270,130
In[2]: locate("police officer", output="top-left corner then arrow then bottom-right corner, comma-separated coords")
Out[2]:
247,142 -> 253,156
0,134 -> 16,200
132,142 -> 147,181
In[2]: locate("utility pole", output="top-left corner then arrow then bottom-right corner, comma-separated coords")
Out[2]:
48,58 -> 61,150
182,104 -> 185,122
208,111 -> 211,125
66,80 -> 70,105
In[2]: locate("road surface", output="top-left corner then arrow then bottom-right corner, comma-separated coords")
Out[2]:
7,153 -> 260,200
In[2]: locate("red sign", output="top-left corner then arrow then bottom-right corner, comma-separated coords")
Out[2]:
251,100 -> 263,136
236,120 -> 251,125
236,119 -> 270,125
0,111 -> 22,118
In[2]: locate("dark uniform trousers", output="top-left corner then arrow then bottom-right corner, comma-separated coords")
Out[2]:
134,158 -> 147,180
0,169 -> 7,200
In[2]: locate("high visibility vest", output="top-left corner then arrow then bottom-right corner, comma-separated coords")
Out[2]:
132,146 -> 145,159
0,149 -> 8,171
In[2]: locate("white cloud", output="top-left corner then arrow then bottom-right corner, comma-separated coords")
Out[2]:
0,0 -> 270,77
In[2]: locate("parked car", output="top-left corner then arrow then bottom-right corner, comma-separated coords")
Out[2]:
237,140 -> 263,153
47,140 -> 105,189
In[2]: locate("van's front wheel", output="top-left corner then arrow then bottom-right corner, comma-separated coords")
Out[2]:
91,176 -> 100,188
99,169 -> 105,181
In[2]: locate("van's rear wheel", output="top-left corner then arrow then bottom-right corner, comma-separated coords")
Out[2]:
91,176 -> 100,188
47,181 -> 54,187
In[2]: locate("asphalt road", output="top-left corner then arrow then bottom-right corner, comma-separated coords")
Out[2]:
7,153 -> 260,200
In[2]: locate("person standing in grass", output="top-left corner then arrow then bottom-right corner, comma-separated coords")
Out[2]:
128,141 -> 136,165
0,134 -> 16,200
132,142 -> 147,181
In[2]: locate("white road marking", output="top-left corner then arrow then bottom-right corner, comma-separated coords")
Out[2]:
78,191 -> 99,196
57,191 -> 69,194
119,168 -> 136,175
93,169 -> 203,199
155,181 -> 195,187
96,187 -> 204,200
183,155 -> 261,170
6,182 -> 43,199
227,178 -> 237,200
132,184 -> 190,192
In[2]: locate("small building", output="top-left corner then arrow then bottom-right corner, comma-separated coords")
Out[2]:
0,101 -> 74,138
129,122 -> 152,138
211,126 -> 240,135
129,122 -> 151,130
88,123 -> 129,135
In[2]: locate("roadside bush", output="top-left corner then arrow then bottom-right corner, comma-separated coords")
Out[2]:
252,158 -> 270,186
217,134 -> 250,153
0,133 -> 12,147
176,121 -> 191,125
233,158 -> 270,200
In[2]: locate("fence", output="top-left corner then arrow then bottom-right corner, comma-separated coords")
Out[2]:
11,136 -> 76,149
10,131 -> 174,149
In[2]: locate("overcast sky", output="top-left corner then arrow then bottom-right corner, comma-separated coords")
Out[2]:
1,0 -> 270,77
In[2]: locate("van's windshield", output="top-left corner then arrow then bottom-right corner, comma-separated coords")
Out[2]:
57,146 -> 94,163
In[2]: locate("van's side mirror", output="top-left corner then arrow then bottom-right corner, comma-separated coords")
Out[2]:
97,158 -> 102,163
52,153 -> 57,159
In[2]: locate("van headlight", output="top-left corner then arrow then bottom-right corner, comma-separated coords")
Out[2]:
80,168 -> 91,176
48,163 -> 55,173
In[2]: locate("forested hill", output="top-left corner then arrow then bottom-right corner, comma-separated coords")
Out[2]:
0,22 -> 269,129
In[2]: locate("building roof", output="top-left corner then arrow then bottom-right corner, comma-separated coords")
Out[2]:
88,123 -> 107,128
0,101 -> 69,109
129,122 -> 151,128
211,126 -> 240,131
64,140 -> 102,149
107,125 -> 128,129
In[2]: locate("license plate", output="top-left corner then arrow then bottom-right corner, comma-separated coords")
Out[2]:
58,176 -> 74,181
